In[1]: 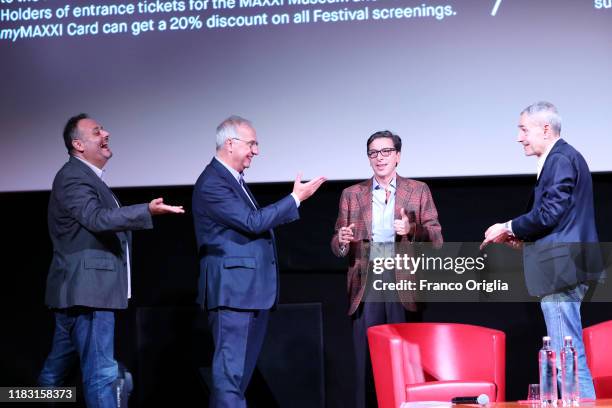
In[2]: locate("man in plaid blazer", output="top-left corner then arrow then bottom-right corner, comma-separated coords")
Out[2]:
331,130 -> 443,408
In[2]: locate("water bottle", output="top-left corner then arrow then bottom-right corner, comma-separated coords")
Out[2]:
539,336 -> 558,405
561,335 -> 580,406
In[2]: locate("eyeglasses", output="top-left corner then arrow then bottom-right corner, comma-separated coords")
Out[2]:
367,148 -> 396,159
232,138 -> 259,149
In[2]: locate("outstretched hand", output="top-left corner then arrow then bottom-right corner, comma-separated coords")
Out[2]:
292,173 -> 326,202
149,198 -> 185,215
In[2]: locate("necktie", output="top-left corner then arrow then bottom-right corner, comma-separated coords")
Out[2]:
239,173 -> 257,209
385,188 -> 391,205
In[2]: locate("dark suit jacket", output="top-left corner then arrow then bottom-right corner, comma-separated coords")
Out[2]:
512,139 -> 602,296
192,158 -> 299,310
45,156 -> 153,309
330,176 -> 443,315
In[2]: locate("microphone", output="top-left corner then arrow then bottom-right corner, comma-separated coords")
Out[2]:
451,394 -> 489,405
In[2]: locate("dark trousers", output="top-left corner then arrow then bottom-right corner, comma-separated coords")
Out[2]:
207,307 -> 270,408
352,301 -> 408,408
38,309 -> 118,408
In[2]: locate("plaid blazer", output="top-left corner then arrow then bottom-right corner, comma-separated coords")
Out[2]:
330,175 -> 443,315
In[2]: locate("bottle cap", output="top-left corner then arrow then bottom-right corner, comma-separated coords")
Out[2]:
564,335 -> 573,340
543,336 -> 551,341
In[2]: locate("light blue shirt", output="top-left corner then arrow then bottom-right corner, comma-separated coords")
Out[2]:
372,177 -> 396,243
370,177 -> 396,260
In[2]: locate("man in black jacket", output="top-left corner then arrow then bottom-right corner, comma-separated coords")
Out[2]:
482,102 -> 601,398
38,114 -> 183,408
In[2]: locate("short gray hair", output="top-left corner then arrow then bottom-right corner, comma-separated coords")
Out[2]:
521,101 -> 562,135
216,115 -> 253,150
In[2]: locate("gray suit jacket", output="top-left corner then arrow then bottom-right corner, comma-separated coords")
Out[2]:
45,156 -> 153,309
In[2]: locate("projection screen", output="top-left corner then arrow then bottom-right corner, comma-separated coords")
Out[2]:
1,0 -> 611,191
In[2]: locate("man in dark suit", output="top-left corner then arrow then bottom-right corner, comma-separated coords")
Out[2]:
331,130 -> 443,408
192,115 -> 325,408
38,113 -> 184,408
482,101 -> 600,398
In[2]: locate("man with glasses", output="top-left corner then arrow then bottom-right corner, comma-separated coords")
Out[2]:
192,115 -> 325,408
331,130 -> 443,408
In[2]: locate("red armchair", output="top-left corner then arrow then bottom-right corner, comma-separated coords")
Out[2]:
367,323 -> 505,408
583,320 -> 612,398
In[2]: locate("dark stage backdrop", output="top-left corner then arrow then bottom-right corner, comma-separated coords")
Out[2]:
2,173 -> 612,407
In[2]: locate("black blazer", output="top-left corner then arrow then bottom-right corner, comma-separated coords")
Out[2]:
512,139 -> 603,296
45,156 -> 153,309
